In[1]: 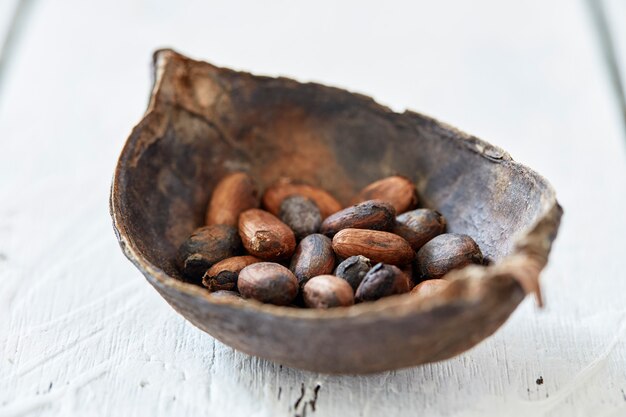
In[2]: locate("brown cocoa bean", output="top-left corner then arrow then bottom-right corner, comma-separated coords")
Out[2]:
320,200 -> 395,237
177,225 -> 242,282
289,234 -> 335,286
238,262 -> 298,305
303,275 -> 354,308
262,178 -> 342,219
238,209 -> 296,260
332,228 -> 415,265
279,195 -> 322,240
205,172 -> 259,226
354,176 -> 418,214
417,233 -> 483,279
202,255 -> 262,292
355,263 -> 411,302
394,209 -> 446,251
334,255 -> 372,291
410,279 -> 450,298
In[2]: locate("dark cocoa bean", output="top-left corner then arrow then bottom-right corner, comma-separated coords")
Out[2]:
289,234 -> 335,286
334,255 -> 372,291
262,178 -> 342,219
202,255 -> 261,291
355,263 -> 411,302
417,233 -> 483,279
177,225 -> 242,282
394,209 -> 446,251
238,262 -> 298,305
320,200 -> 395,237
279,195 -> 322,241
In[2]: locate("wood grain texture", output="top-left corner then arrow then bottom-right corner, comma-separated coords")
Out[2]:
0,0 -> 32,98
1,0 -> 625,415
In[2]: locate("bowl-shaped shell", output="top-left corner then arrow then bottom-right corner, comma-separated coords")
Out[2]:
110,49 -> 562,374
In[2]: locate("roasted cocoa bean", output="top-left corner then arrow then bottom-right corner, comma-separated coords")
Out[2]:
202,255 -> 261,291
177,225 -> 242,282
238,208 -> 296,260
334,255 -> 372,291
393,209 -> 446,251
417,233 -> 483,279
205,172 -> 259,226
332,228 -> 415,265
320,200 -> 395,237
355,263 -> 411,302
279,195 -> 322,240
354,176 -> 418,214
303,275 -> 354,308
262,178 -> 342,219
289,234 -> 335,286
238,262 -> 299,305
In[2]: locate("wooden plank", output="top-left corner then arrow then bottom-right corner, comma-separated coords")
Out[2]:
1,0 -> 625,416
0,0 -> 21,45
598,0 -> 626,134
0,0 -> 35,100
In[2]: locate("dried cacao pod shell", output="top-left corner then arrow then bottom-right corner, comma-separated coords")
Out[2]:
111,50 -> 562,374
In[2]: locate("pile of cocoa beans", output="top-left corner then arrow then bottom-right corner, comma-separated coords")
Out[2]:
177,173 -> 483,308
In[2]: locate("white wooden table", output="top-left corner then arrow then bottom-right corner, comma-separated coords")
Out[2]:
1,1 -> 626,416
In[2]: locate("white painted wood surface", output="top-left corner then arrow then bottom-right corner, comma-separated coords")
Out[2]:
0,0 -> 19,43
1,1 -> 626,416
